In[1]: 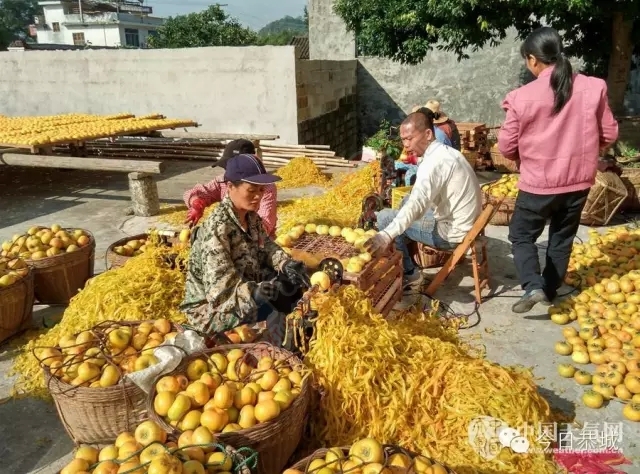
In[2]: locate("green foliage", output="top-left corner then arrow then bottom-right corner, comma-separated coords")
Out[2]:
365,120 -> 403,159
335,0 -> 640,79
258,15 -> 307,35
255,14 -> 307,46
147,5 -> 257,49
0,0 -> 39,49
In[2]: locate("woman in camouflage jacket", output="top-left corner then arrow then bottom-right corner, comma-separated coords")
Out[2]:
180,154 -> 311,340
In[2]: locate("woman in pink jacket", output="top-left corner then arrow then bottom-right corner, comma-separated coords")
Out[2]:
498,27 -> 618,314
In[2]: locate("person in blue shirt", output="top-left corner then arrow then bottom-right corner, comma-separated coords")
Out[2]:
395,107 -> 452,186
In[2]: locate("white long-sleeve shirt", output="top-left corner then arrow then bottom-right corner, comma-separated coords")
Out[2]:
384,142 -> 482,243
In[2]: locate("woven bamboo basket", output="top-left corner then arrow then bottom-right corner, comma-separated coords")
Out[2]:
620,167 -> 640,212
105,233 -> 184,270
581,171 -> 628,226
45,371 -> 148,445
288,444 -> 457,474
0,264 -> 35,344
148,342 -> 310,474
462,149 -> 478,170
24,228 -> 95,304
486,127 -> 518,173
408,242 -> 452,268
37,319 -> 184,445
481,181 -> 517,226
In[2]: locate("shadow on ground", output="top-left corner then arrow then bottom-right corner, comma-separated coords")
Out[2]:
0,161 -> 202,228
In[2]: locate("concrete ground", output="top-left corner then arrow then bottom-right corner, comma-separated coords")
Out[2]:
1,161 -> 639,473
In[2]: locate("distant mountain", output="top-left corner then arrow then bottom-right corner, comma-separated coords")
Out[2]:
259,15 -> 307,35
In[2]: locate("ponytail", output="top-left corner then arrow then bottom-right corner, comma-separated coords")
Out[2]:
550,54 -> 573,114
520,27 -> 574,115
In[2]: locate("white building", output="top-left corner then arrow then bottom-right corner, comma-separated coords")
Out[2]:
33,1 -> 164,48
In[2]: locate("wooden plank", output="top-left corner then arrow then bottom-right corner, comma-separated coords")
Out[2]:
0,153 -> 165,174
160,131 -> 279,141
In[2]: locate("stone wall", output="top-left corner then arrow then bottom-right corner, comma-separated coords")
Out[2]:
308,0 -> 355,60
295,59 -> 358,157
298,94 -> 358,158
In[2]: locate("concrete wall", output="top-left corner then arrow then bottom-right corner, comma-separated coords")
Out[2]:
357,36 -> 524,136
295,59 -> 358,157
308,0 -> 355,60
0,46 -> 300,143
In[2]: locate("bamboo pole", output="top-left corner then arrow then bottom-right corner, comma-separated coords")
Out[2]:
0,153 -> 165,174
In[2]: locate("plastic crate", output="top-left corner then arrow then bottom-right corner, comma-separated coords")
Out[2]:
391,186 -> 412,209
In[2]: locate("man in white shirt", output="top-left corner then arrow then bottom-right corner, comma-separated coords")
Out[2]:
365,112 -> 482,286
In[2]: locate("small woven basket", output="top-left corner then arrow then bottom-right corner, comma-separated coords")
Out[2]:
147,342 -> 311,474
288,444 -> 457,474
408,242 -> 452,268
24,228 -> 95,304
105,233 -> 148,270
581,171 -> 628,226
481,181 -> 517,226
619,167 -> 640,212
487,127 -> 518,173
0,263 -> 34,344
462,150 -> 479,170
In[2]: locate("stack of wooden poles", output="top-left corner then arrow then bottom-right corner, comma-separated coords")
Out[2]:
63,137 -> 357,169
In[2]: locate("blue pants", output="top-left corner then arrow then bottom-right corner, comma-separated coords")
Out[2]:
376,205 -> 455,273
395,162 -> 418,186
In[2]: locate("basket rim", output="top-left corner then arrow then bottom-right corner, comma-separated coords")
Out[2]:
19,228 -> 95,265
146,342 -> 311,438
105,233 -> 150,255
290,444 -> 458,474
0,260 -> 33,296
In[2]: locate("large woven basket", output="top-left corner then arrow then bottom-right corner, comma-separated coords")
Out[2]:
581,171 -> 628,226
44,370 -> 147,445
37,319 -> 184,445
620,167 -> 640,211
25,228 -> 95,304
148,342 -> 310,474
0,265 -> 35,344
408,242 -> 452,268
288,444 -> 457,474
481,181 -> 517,226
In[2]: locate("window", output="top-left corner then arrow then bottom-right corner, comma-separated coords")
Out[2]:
72,32 -> 85,45
52,22 -> 60,32
124,28 -> 140,47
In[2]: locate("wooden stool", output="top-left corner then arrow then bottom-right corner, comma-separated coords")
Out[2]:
424,201 -> 501,304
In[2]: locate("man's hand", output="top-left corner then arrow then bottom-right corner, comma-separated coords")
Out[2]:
252,280 -> 280,304
185,198 -> 207,227
281,260 -> 311,288
364,231 -> 392,256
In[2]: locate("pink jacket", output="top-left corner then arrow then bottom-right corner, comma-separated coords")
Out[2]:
498,68 -> 618,195
183,177 -> 278,237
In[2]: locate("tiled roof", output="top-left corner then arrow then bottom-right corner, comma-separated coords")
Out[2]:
289,36 -> 309,60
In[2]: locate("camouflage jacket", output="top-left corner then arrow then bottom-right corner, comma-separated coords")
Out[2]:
180,195 -> 290,333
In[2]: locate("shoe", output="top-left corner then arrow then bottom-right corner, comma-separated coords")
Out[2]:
512,289 -> 550,314
403,270 -> 422,288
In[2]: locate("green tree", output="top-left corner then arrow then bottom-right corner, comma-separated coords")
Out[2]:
303,6 -> 309,28
0,0 -> 39,49
147,5 -> 257,49
334,0 -> 640,114
258,15 -> 307,35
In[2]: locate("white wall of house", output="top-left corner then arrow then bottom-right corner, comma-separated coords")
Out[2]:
35,2 -> 163,47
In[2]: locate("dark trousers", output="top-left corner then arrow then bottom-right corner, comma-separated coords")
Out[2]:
508,189 -> 589,299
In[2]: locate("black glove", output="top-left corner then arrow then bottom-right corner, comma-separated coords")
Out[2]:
252,280 -> 279,305
281,260 -> 311,288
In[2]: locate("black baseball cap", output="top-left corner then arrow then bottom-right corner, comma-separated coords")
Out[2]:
223,154 -> 281,185
215,139 -> 256,169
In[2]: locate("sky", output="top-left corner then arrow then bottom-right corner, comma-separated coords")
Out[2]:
145,0 -> 307,30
